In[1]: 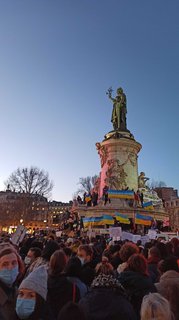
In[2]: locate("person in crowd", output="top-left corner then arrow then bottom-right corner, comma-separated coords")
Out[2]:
77,245 -> 95,286
91,191 -> 98,207
77,195 -> 82,204
57,302 -> 86,320
117,241 -> 139,274
95,255 -> 114,275
70,239 -> 81,255
155,241 -> 168,260
170,237 -> 179,258
66,237 -> 74,247
103,185 -> 110,205
66,256 -> 88,298
86,193 -> 92,207
133,191 -> 140,207
157,256 -> 179,275
155,266 -> 179,319
63,247 -> 72,262
0,242 -> 24,320
24,247 -> 42,276
103,243 -> 121,269
141,292 -> 174,320
83,192 -> 87,204
29,239 -> 59,273
147,246 -> 161,282
79,271 -> 137,320
140,191 -> 144,207
47,250 -> 80,319
118,253 -> 156,319
15,266 -> 47,320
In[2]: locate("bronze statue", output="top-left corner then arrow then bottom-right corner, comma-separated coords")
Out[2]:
138,172 -> 149,188
106,87 -> 127,131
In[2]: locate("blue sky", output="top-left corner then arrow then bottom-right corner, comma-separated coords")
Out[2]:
0,0 -> 179,201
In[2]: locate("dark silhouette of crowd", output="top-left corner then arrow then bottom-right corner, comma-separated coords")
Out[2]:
0,232 -> 179,320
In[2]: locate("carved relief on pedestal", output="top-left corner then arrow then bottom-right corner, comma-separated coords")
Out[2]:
93,174 -> 101,193
96,142 -> 108,167
104,159 -> 128,189
128,153 -> 137,167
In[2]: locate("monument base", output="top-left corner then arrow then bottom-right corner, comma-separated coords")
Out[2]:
96,130 -> 142,197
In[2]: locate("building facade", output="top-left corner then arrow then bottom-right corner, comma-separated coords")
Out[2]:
154,187 -> 179,230
0,189 -> 48,232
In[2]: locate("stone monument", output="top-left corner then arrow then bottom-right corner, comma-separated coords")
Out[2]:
75,86 -> 168,230
96,87 -> 142,197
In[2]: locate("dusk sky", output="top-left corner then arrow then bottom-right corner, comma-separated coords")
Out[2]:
0,1 -> 179,202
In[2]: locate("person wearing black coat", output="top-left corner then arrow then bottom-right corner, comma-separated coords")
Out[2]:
118,254 -> 156,319
77,245 -> 96,287
46,250 -> 80,320
79,273 -> 137,320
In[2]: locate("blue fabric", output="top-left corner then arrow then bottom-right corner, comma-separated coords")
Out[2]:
16,298 -> 35,319
0,266 -> 19,286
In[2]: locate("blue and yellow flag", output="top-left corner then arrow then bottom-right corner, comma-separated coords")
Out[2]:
143,201 -> 154,210
135,213 -> 153,226
108,190 -> 134,200
82,215 -> 114,228
115,212 -> 130,224
100,215 -> 114,225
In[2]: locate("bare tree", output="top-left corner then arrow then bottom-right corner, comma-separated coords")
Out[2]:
78,175 -> 98,194
5,166 -> 53,197
3,167 -> 52,223
147,179 -> 166,189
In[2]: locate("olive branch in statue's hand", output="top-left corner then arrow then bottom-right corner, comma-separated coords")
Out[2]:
106,86 -> 113,97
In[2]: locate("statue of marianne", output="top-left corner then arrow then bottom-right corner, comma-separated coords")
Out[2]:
106,87 -> 127,131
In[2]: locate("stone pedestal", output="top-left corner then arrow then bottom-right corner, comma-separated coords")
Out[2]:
96,130 -> 142,197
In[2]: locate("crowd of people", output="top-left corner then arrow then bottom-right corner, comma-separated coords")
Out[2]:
0,231 -> 179,320
75,186 -> 146,208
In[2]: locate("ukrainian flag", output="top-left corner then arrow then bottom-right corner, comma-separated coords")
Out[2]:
135,213 -> 153,226
100,215 -> 114,225
85,195 -> 91,203
143,201 -> 154,210
115,212 -> 130,225
82,217 -> 101,228
108,190 -> 134,200
82,215 -> 114,228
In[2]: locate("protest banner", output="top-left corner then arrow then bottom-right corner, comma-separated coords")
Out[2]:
148,229 -> 157,240
11,225 -> 26,245
56,231 -> 62,237
141,235 -> 150,245
121,231 -> 134,242
132,234 -> 141,243
109,227 -> 122,239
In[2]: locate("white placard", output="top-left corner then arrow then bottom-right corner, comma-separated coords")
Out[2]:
141,235 -> 150,245
148,230 -> 157,240
56,231 -> 62,237
11,225 -> 26,245
87,230 -> 96,238
109,227 -> 122,239
121,231 -> 134,242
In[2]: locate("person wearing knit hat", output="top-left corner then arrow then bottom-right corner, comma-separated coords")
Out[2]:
0,242 -> 24,320
79,272 -> 137,320
15,266 -> 47,320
